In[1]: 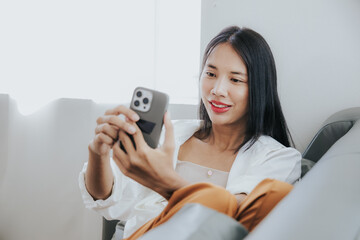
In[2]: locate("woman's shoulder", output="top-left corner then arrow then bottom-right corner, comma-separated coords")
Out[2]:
248,135 -> 300,156
159,119 -> 203,146
256,135 -> 286,149
171,119 -> 203,128
172,119 -> 203,144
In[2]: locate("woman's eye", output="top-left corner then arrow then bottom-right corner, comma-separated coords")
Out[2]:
231,78 -> 242,83
206,72 -> 215,77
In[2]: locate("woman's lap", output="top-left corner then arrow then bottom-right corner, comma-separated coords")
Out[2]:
235,178 -> 293,231
124,178 -> 292,240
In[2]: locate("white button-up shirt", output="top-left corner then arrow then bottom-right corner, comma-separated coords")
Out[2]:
79,120 -> 301,238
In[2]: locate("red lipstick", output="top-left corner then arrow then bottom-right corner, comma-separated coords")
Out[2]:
209,100 -> 231,113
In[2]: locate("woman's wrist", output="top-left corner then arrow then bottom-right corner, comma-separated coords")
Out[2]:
86,146 -> 113,200
88,145 -> 110,163
158,172 -> 189,200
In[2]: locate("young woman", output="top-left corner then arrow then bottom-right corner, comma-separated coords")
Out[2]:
79,26 -> 301,239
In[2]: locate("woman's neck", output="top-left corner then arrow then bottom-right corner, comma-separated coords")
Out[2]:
206,123 -> 246,153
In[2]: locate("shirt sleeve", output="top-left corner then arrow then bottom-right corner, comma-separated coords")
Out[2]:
226,146 -> 301,195
78,157 -> 154,221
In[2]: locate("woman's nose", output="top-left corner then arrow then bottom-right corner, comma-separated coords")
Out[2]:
211,78 -> 228,97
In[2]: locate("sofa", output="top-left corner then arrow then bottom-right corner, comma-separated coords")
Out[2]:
103,107 -> 360,240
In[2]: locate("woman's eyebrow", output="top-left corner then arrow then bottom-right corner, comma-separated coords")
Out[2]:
231,71 -> 247,76
206,64 -> 217,70
206,64 -> 247,76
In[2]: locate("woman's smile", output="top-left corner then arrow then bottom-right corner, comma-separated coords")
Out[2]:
209,100 -> 232,113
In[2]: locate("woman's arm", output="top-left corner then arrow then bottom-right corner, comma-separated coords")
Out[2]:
227,139 -> 301,197
85,149 -> 114,200
85,105 -> 141,200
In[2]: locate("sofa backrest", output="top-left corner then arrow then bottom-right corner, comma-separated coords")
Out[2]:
302,107 -> 360,162
246,117 -> 360,240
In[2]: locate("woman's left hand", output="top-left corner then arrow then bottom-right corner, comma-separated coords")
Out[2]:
112,112 -> 188,200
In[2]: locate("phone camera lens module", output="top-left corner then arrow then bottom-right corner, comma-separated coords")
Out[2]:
143,98 -> 149,104
136,91 -> 142,97
134,100 -> 140,107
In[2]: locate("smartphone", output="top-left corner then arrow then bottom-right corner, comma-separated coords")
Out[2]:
120,87 -> 169,152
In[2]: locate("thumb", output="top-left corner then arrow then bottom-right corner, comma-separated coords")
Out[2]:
162,112 -> 175,154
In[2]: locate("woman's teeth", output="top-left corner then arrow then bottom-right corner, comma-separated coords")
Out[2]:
212,102 -> 229,108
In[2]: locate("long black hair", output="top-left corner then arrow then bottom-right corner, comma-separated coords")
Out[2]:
194,26 -> 294,152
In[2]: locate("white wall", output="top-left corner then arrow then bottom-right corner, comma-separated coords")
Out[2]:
0,0 -> 201,115
201,0 -> 360,152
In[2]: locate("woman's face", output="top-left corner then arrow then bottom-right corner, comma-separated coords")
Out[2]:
200,42 -> 249,127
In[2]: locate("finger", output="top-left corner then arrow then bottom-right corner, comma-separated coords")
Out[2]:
95,123 -> 118,140
162,112 -> 175,154
96,115 -> 137,135
105,105 -> 140,122
119,130 -> 136,155
126,119 -> 148,150
112,142 -> 130,174
94,133 -> 114,145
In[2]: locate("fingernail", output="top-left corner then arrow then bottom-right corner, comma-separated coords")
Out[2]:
166,112 -> 171,120
128,126 -> 136,134
132,114 -> 140,121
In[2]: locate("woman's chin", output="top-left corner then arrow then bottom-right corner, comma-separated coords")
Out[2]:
208,115 -> 232,125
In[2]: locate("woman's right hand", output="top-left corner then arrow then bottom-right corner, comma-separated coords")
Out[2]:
88,105 -> 140,158
85,105 -> 140,199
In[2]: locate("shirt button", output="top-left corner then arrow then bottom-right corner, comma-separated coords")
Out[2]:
207,170 -> 213,177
